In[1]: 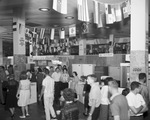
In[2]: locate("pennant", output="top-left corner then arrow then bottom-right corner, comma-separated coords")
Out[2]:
69,25 -> 76,37
105,4 -> 115,24
109,34 -> 114,54
32,28 -> 37,38
60,27 -> 65,39
53,0 -> 67,14
50,28 -> 55,40
93,0 -> 102,27
25,28 -> 30,35
127,0 -> 131,15
114,4 -> 122,22
77,0 -> 89,22
39,28 -> 45,39
81,22 -> 89,34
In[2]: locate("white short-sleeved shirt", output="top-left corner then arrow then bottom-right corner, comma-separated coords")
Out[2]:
126,92 -> 146,116
101,86 -> 110,105
42,76 -> 54,98
52,72 -> 61,82
89,82 -> 101,107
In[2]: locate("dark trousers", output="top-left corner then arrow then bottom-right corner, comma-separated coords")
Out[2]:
0,83 -> 4,104
130,116 -> 143,120
54,82 -> 61,104
84,92 -> 90,109
92,105 -> 100,120
99,104 -> 109,120
60,82 -> 68,91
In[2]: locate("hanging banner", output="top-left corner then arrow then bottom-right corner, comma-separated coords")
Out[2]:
69,25 -> 76,37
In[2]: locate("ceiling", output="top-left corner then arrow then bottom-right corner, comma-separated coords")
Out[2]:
0,0 -> 145,41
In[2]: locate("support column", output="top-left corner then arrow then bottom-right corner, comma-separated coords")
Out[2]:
130,0 -> 149,82
13,8 -> 26,81
0,39 -> 3,65
79,39 -> 86,55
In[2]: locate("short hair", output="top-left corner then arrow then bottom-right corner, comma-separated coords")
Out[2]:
20,71 -> 27,80
73,71 -> 78,76
43,68 -> 49,75
38,68 -> 42,72
139,73 -> 146,80
50,66 -> 54,69
63,88 -> 75,101
122,88 -> 130,96
63,68 -> 68,72
104,77 -> 113,85
55,67 -> 59,71
130,81 -> 141,91
108,80 -> 118,89
87,74 -> 98,82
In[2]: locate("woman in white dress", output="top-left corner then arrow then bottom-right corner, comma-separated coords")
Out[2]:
16,71 -> 31,118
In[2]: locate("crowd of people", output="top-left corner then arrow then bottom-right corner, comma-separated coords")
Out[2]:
0,64 -> 149,120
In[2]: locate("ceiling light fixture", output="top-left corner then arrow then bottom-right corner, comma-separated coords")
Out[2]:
39,8 -> 50,12
65,16 -> 74,19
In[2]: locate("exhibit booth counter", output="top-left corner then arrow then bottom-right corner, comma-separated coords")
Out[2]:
29,82 -> 37,104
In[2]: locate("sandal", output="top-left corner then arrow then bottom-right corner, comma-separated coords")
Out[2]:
26,113 -> 30,117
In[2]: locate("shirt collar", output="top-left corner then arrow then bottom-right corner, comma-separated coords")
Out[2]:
110,92 -> 120,101
91,82 -> 99,88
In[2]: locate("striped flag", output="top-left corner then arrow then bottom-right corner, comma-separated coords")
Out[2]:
60,28 -> 65,39
105,4 -> 115,24
39,28 -> 45,39
93,0 -> 103,27
77,0 -> 89,22
32,28 -> 37,38
114,4 -> 122,22
53,0 -> 67,14
69,24 -> 76,37
50,28 -> 55,40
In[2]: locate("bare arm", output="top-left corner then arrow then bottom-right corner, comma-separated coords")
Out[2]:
16,82 -> 21,98
129,105 -> 143,114
87,99 -> 96,120
39,85 -> 45,101
140,104 -> 148,113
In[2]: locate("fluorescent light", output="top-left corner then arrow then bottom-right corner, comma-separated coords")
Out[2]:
39,8 -> 50,12
65,16 -> 74,19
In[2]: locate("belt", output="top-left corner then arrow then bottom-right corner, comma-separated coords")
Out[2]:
130,115 -> 143,117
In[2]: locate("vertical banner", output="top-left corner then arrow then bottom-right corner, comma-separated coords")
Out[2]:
50,28 -> 55,40
53,0 -> 67,14
60,27 -> 65,39
109,34 -> 114,54
69,24 -> 76,37
77,0 -> 89,22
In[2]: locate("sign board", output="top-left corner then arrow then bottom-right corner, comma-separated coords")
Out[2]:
99,53 -> 114,57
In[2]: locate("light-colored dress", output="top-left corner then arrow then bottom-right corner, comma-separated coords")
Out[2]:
18,79 -> 31,107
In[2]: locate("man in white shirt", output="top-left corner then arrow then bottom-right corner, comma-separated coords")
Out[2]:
126,81 -> 148,120
39,68 -> 56,120
87,74 -> 101,120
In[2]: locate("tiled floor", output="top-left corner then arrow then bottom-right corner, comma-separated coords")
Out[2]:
1,102 -> 150,120
0,101 -> 86,120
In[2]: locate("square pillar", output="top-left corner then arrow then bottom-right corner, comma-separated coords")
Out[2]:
13,8 -> 26,80
130,0 -> 149,82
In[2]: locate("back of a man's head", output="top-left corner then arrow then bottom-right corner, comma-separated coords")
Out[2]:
43,68 -> 49,75
130,81 -> 141,91
139,73 -> 146,81
87,74 -> 98,82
